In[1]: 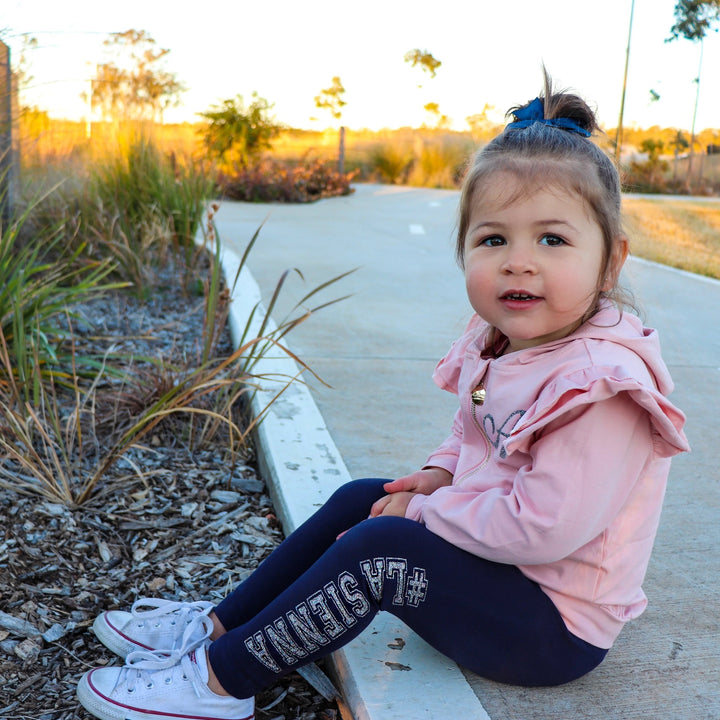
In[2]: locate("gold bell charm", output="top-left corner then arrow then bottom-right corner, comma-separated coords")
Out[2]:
471,386 -> 486,405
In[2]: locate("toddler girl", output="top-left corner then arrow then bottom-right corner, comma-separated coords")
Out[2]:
77,72 -> 689,720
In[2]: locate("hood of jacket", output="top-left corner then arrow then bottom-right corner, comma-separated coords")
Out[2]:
433,303 -> 689,459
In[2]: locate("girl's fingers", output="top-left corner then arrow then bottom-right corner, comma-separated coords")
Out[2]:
369,495 -> 390,518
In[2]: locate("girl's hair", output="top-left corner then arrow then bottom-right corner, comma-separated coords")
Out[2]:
457,69 -> 635,321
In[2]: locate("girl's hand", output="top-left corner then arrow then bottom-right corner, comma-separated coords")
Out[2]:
382,467 -> 453,496
338,468 -> 453,538
369,491 -> 416,518
368,468 -> 453,519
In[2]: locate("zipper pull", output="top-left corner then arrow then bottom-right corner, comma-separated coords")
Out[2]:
471,385 -> 486,405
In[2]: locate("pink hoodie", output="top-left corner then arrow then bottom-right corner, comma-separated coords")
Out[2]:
405,304 -> 689,649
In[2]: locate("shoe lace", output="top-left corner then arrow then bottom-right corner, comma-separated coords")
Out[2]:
130,598 -> 214,631
118,613 -> 213,695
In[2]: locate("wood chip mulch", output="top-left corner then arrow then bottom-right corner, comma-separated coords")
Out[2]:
0,278 -> 342,720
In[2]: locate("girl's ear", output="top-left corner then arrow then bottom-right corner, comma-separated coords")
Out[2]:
602,235 -> 629,291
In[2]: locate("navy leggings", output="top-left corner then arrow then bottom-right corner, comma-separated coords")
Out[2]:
209,479 -> 607,697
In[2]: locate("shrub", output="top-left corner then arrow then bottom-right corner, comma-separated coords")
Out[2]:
1,132 -> 353,506
0,196 -> 121,403
0,207 -> 351,506
368,142 -> 414,184
90,133 -> 214,278
217,158 -> 356,203
622,157 -> 671,194
407,134 -> 473,188
199,94 -> 283,169
28,132 -> 214,294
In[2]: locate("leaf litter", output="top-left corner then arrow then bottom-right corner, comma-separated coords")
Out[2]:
0,281 -> 340,720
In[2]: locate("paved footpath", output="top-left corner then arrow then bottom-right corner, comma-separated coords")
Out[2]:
215,184 -> 719,720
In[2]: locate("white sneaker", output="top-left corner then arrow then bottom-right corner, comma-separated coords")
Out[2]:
77,640 -> 254,720
93,598 -> 214,658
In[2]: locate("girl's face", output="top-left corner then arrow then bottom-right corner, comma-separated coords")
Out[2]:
463,173 -> 620,353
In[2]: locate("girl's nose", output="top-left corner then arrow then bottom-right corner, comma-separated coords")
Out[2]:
501,245 -> 537,274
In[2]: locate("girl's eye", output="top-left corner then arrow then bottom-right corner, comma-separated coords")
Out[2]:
480,235 -> 505,247
540,234 -> 566,247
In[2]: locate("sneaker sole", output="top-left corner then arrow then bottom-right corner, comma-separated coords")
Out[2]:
77,670 -> 255,720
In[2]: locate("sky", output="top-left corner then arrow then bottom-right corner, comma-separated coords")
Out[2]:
2,0 -> 719,134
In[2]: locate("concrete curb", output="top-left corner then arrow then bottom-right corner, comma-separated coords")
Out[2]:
219,243 -> 490,720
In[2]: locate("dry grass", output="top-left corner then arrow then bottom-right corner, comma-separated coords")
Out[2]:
623,197 -> 720,280
17,118 -> 720,280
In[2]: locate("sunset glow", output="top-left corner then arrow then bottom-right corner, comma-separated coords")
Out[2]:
4,0 -> 719,133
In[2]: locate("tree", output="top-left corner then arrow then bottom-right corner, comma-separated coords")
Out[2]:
88,29 -> 186,122
199,93 -> 282,168
423,102 -> 451,130
404,49 -> 445,128
314,77 -> 347,173
467,104 -> 502,141
667,0 -> 720,40
666,0 -> 720,187
403,49 -> 441,81
314,76 -> 346,121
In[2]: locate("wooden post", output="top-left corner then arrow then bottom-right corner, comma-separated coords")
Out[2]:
686,38 -> 704,192
0,40 -> 14,228
614,0 -> 635,165
338,126 -> 346,175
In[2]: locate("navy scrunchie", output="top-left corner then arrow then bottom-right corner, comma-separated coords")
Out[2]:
507,97 -> 591,137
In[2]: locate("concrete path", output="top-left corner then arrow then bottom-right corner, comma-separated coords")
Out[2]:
215,184 -> 719,719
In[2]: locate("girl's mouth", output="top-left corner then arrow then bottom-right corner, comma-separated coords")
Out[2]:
501,292 -> 540,301
500,292 -> 543,310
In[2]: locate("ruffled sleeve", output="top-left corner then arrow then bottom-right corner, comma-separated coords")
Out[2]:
505,365 -> 690,459
432,315 -> 488,394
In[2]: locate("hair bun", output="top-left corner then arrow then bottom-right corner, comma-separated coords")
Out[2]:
508,69 -> 599,137
543,92 -> 598,136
